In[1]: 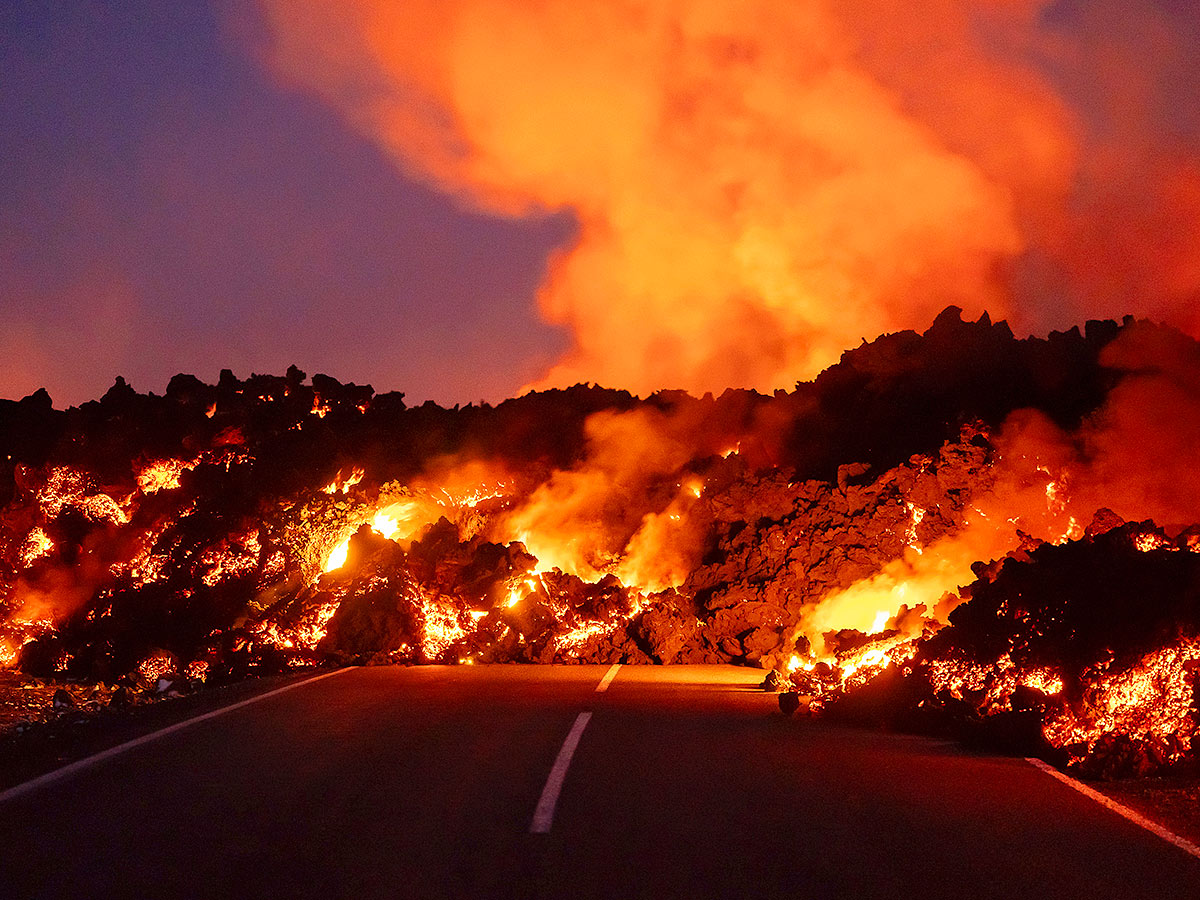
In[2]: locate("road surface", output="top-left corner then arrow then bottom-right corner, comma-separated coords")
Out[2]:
1,665 -> 1197,899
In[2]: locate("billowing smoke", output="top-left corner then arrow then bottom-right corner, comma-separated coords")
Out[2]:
1007,320 -> 1200,529
492,405 -> 714,590
246,0 -> 1199,397
797,319 -> 1200,648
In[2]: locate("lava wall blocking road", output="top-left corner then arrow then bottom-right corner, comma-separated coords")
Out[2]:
3,308 -> 1200,775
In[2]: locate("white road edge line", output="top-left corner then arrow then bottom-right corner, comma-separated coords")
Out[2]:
595,663 -> 621,693
0,667 -> 355,805
1025,757 -> 1200,861
530,711 -> 592,834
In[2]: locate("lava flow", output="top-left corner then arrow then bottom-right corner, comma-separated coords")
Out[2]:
3,310 -> 1200,778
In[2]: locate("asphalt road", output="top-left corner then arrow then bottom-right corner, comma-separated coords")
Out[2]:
1,664 -> 1197,899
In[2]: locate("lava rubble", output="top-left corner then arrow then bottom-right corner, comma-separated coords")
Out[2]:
2,307 -> 1200,778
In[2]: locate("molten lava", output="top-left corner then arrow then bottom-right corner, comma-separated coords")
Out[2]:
1,313 -> 1200,776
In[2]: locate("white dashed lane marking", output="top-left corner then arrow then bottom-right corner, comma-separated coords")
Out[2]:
595,663 -> 621,693
530,712 -> 593,834
529,665 -> 619,833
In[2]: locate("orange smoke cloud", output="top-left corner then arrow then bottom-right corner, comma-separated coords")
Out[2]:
799,318 -> 1200,648
248,0 -> 1197,395
492,406 -> 706,589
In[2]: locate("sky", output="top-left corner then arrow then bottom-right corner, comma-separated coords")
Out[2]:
1,0 -> 1198,407
0,1 -> 573,406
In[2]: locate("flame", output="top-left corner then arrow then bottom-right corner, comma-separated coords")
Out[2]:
1054,515 -> 1083,545
800,537 -> 973,652
323,535 -> 352,573
369,498 -> 435,541
371,508 -> 399,537
789,631 -> 919,705
322,467 -> 365,495
313,466 -> 516,576
507,577 -> 538,608
794,406 -> 1179,661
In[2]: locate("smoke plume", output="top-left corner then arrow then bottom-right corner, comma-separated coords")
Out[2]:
799,318 -> 1200,645
246,0 -> 1199,397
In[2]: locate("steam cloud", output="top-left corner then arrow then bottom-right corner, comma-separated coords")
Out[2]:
249,0 -> 1199,397
800,320 -> 1200,644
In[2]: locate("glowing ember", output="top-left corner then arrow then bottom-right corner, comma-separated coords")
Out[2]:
436,483 -> 510,509
111,523 -> 174,585
554,619 -> 614,655
199,532 -> 261,586
18,528 -> 54,567
904,503 -> 925,554
136,649 -> 176,682
1043,639 -> 1200,760
921,653 -> 1066,711
185,659 -> 210,681
137,458 -> 197,494
37,466 -> 129,524
258,598 -> 342,651
420,599 -> 469,659
1133,532 -> 1169,552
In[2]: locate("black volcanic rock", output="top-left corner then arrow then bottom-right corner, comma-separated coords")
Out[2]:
0,306 -> 1190,721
